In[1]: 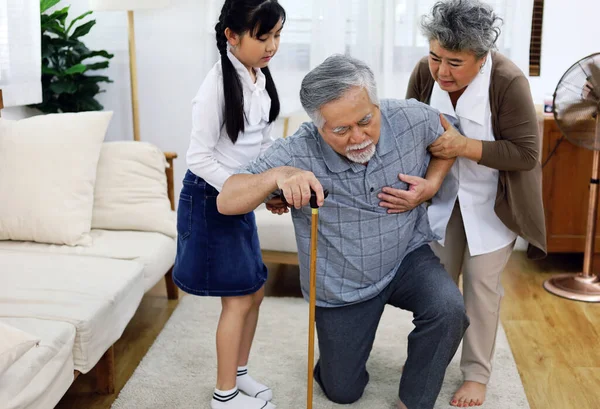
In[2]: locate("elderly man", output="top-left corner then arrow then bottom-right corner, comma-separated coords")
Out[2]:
217,54 -> 468,409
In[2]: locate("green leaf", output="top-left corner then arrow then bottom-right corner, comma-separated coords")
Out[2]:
65,64 -> 88,75
78,82 -> 101,97
43,22 -> 67,37
46,6 -> 70,27
46,37 -> 79,49
42,66 -> 61,76
57,94 -> 79,112
41,14 -> 53,27
41,0 -> 62,13
63,64 -> 87,75
80,75 -> 112,84
79,50 -> 114,61
41,36 -> 57,58
67,11 -> 93,34
70,20 -> 96,40
85,61 -> 109,71
50,81 -> 78,94
71,42 -> 91,56
77,97 -> 104,111
71,44 -> 92,64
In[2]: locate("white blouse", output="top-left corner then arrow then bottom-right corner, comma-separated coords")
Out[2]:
186,50 -> 274,192
428,54 -> 517,256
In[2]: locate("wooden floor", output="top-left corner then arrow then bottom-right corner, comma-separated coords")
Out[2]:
500,252 -> 600,409
56,253 -> 600,409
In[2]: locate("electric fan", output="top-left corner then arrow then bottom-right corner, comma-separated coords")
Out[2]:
543,52 -> 600,302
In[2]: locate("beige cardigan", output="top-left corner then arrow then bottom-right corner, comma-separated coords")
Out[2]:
407,52 -> 547,259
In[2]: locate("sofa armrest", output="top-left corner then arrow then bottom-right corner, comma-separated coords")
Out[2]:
164,152 -> 178,211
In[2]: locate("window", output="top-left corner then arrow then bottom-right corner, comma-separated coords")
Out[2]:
269,0 -> 531,113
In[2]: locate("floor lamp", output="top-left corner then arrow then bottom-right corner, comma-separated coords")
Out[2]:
89,0 -> 169,141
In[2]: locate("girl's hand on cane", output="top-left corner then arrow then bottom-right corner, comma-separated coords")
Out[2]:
265,196 -> 290,215
275,167 -> 324,209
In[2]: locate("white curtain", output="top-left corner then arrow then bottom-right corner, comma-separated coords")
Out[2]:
269,0 -> 533,115
0,0 -> 41,107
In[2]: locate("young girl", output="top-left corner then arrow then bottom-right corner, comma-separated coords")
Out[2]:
172,1 -> 286,408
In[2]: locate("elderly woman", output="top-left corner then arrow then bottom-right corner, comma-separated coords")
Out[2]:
403,0 -> 547,407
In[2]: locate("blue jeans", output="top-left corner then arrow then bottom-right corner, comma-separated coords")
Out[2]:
313,245 -> 469,409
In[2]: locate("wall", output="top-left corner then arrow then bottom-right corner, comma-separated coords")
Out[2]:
528,0 -> 600,102
3,0 -> 598,203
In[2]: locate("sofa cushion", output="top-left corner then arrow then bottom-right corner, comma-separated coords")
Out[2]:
92,141 -> 177,238
0,322 -> 39,376
0,318 -> 75,409
283,110 -> 311,137
0,112 -> 112,246
0,251 -> 144,373
0,229 -> 176,292
255,205 -> 298,253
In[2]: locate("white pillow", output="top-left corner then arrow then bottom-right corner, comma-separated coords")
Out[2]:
0,322 -> 39,376
91,141 -> 176,238
0,112 -> 112,246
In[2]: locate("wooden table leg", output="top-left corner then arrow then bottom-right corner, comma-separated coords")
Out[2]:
95,345 -> 115,394
165,266 -> 179,300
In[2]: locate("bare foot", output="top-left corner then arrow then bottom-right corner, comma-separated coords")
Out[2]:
450,381 -> 486,407
396,399 -> 408,409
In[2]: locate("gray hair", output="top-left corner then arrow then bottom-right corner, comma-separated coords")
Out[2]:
421,0 -> 503,58
299,54 -> 379,128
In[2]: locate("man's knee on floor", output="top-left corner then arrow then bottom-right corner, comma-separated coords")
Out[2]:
317,369 -> 366,404
324,384 -> 365,404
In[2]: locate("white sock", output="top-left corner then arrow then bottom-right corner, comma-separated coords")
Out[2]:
210,387 -> 275,409
236,366 -> 273,401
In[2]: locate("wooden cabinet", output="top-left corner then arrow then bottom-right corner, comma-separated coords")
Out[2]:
541,114 -> 600,253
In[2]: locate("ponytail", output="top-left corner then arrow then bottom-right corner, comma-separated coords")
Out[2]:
262,66 -> 280,122
215,21 -> 245,144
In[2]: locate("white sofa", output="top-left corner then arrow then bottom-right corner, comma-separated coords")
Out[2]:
256,204 -> 298,265
0,112 -> 179,409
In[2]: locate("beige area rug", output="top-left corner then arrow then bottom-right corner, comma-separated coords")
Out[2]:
112,296 -> 529,409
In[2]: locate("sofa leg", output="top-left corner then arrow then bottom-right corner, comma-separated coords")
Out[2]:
95,345 -> 115,394
165,266 -> 179,300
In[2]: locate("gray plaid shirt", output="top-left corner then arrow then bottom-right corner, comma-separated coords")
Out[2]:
240,99 -> 444,307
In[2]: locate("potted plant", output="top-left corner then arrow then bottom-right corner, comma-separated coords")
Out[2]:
30,0 -> 114,113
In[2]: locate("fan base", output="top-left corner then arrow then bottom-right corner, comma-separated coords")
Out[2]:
543,273 -> 600,302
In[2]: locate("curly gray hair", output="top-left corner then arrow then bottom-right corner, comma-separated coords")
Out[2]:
421,0 -> 503,58
299,54 -> 379,128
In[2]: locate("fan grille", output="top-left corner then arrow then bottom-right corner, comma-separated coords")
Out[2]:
553,53 -> 600,151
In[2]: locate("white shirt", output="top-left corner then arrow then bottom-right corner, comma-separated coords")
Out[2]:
428,54 -> 517,256
186,50 -> 274,192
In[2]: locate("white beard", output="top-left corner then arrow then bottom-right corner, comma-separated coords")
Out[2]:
346,140 -> 376,164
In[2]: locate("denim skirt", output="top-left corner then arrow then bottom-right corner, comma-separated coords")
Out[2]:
172,170 -> 267,297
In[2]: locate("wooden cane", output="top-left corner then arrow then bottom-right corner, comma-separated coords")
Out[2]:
307,189 -> 328,409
